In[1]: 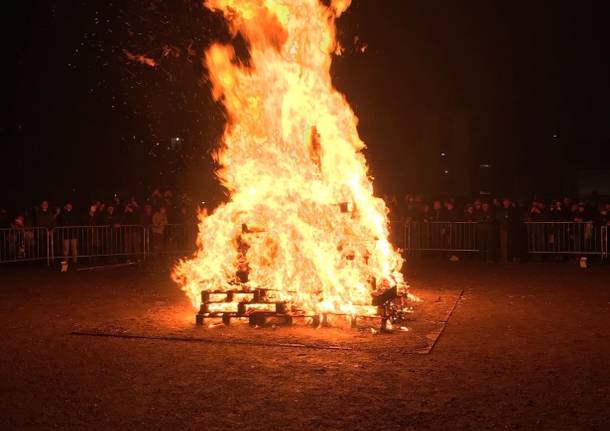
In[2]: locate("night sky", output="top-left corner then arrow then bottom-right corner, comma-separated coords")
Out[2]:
3,0 -> 609,209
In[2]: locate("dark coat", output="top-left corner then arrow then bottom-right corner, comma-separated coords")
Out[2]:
122,208 -> 139,225
57,209 -> 80,239
101,211 -> 121,226
35,208 -> 56,229
57,209 -> 79,227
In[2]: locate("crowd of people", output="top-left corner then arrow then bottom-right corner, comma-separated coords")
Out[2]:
2,190 -> 609,267
1,189 -> 199,230
385,194 -> 610,264
0,189 -> 199,266
385,194 -> 610,225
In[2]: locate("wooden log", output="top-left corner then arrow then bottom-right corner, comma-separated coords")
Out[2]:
205,302 -> 239,313
232,292 -> 255,303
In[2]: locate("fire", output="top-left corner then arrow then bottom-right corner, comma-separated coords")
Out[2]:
122,49 -> 157,67
173,0 -> 405,317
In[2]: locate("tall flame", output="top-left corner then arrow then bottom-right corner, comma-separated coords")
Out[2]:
173,0 -> 405,315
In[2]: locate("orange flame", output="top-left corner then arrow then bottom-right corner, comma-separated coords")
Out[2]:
122,49 -> 157,67
173,0 -> 405,315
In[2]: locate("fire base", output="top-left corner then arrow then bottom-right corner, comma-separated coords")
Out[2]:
195,287 -> 407,332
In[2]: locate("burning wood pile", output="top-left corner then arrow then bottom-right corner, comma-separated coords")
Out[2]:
196,285 -> 413,332
192,216 -> 414,332
172,0 -> 413,331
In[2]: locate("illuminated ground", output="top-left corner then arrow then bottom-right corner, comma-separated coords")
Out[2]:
1,259 -> 609,430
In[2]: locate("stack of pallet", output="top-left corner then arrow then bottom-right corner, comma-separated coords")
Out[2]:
195,286 -> 395,330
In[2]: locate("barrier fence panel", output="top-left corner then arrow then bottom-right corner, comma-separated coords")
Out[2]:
0,227 -> 50,264
1,222 -> 608,264
525,222 -> 606,256
404,222 -> 479,253
51,225 -> 149,262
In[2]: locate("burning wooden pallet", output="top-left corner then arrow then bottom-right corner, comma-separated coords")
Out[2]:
196,286 -> 411,331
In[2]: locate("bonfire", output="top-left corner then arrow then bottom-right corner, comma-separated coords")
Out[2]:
173,0 -> 409,328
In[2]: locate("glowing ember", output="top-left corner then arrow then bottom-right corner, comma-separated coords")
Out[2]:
173,0 -> 405,317
122,49 -> 157,67
206,302 -> 240,313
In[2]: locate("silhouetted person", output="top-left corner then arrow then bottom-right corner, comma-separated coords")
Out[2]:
34,200 -> 56,257
477,202 -> 498,262
123,201 -> 140,262
152,207 -> 168,254
430,200 -> 444,222
35,200 -> 56,231
102,204 -> 121,255
57,202 -> 79,268
443,200 -> 459,221
496,198 -> 513,263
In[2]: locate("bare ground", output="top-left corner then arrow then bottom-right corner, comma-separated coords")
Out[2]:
0,258 -> 609,430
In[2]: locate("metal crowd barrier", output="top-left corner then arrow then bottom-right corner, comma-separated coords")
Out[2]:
0,227 -> 50,264
403,222 -> 479,252
525,222 -> 608,257
1,222 -> 608,265
50,225 -> 150,262
397,221 -> 608,260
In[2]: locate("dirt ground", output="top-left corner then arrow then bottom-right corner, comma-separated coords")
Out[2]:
1,259 -> 609,430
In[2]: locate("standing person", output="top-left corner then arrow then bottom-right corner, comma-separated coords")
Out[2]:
85,202 -> 100,259
472,199 -> 482,221
573,201 -> 594,252
599,202 -> 610,226
477,201 -> 497,262
34,200 -> 56,258
443,200 -> 459,221
57,202 -> 79,269
426,200 -> 446,253
443,200 -> 459,261
463,204 -> 475,222
140,203 -> 153,229
496,198 -> 513,263
85,203 -> 98,225
122,200 -> 140,262
419,203 -> 431,222
139,203 -> 153,258
561,197 -> 573,220
9,215 -> 29,259
546,200 -> 564,256
511,199 -> 527,263
35,200 -> 56,230
102,204 -> 122,256
152,207 -> 168,254
430,200 -> 444,222
527,199 -> 547,259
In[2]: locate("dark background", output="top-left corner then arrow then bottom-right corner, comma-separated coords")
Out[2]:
2,0 -> 609,210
